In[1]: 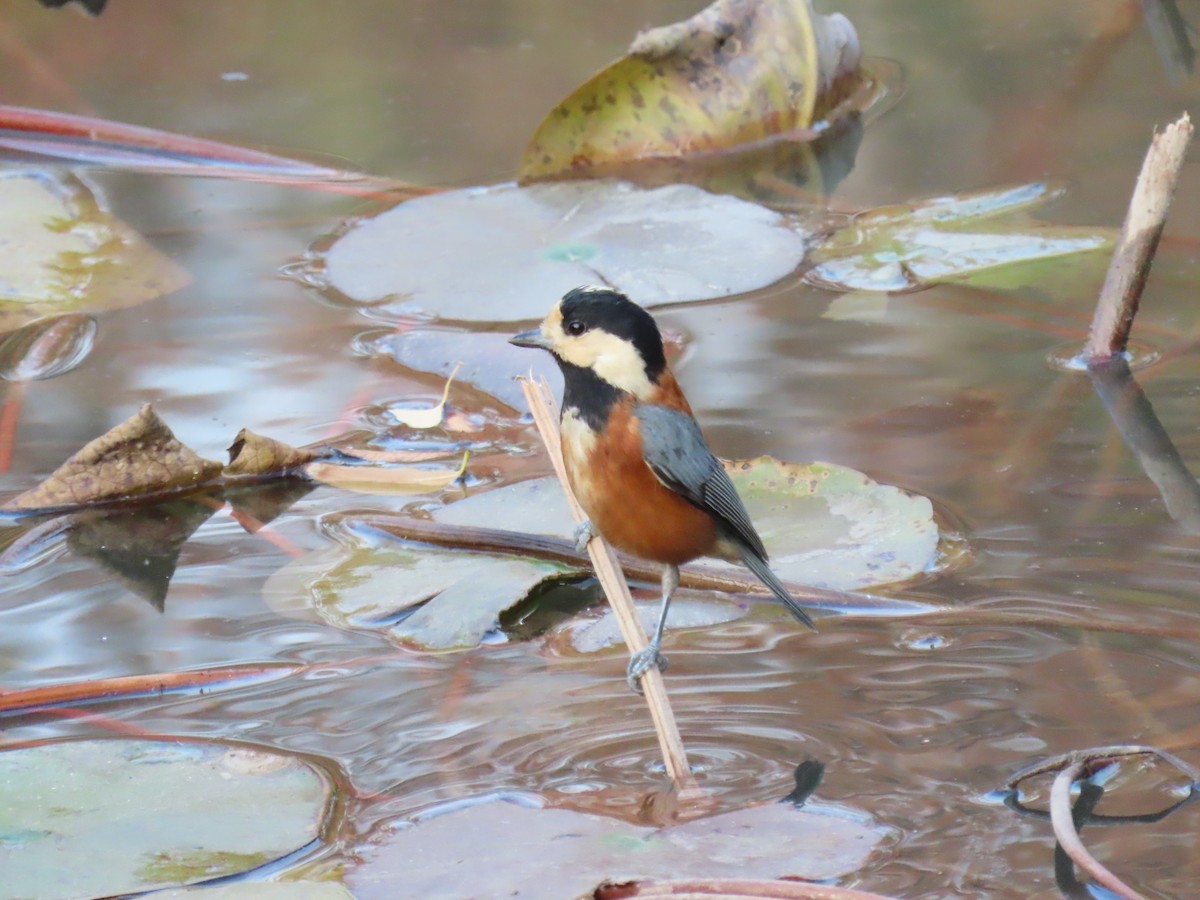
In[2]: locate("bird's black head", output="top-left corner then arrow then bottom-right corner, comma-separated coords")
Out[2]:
509,286 -> 666,398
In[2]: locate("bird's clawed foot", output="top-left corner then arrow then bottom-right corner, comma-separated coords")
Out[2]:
573,519 -> 598,554
626,642 -> 669,693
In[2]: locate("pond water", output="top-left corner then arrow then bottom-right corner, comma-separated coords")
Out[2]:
1,1 -> 1199,897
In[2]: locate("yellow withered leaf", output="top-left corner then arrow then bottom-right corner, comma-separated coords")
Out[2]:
520,0 -> 861,181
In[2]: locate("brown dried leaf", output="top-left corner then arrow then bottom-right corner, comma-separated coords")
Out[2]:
225,428 -> 318,478
3,404 -> 222,512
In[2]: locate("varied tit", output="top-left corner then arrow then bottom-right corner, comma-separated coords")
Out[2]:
510,286 -> 815,690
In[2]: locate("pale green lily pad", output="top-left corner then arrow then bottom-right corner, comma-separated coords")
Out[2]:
264,536 -> 576,651
721,456 -> 937,589
348,796 -> 880,898
435,458 -> 938,591
0,171 -> 190,331
318,180 -> 809,322
805,182 -> 1112,292
0,739 -> 330,900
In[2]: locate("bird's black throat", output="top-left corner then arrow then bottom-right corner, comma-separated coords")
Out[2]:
558,359 -> 625,431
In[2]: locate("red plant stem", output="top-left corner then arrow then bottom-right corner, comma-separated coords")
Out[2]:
0,663 -> 299,715
0,384 -> 24,474
1049,760 -> 1146,899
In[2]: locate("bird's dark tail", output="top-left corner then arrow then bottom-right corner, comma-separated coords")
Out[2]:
739,549 -> 817,631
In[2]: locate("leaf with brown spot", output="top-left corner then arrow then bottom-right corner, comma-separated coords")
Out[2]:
3,404 -> 222,512
225,428 -> 319,478
520,0 -> 863,181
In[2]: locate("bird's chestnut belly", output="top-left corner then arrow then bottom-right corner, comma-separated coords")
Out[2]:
562,409 -> 717,566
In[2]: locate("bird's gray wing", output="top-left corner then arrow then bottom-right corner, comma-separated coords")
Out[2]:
635,403 -> 768,561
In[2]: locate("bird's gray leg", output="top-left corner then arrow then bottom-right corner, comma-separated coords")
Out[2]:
627,564 -> 679,692
573,520 -> 598,554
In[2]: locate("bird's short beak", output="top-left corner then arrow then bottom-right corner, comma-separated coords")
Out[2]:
509,329 -> 553,350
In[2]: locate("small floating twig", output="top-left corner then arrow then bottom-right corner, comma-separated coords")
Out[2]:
518,375 -> 693,789
1084,112 -> 1193,362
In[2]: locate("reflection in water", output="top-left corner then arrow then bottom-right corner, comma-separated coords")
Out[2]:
1088,356 -> 1200,532
66,500 -> 215,609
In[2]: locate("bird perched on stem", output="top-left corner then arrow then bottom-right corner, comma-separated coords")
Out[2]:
511,286 -> 815,691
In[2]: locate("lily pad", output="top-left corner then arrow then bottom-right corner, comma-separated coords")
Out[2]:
520,0 -> 862,181
318,180 -> 810,322
0,171 -> 189,330
435,458 -> 938,591
721,457 -> 937,590
263,531 -> 578,651
805,182 -> 1112,292
0,739 -> 331,899
348,796 -> 880,899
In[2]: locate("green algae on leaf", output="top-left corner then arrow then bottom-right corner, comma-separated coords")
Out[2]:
805,182 -> 1113,293
154,883 -> 356,899
319,180 -> 810,322
721,456 -> 937,590
0,739 -> 331,899
519,0 -> 862,181
0,171 -> 189,330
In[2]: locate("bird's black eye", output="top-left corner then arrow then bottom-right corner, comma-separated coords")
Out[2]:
564,319 -> 587,337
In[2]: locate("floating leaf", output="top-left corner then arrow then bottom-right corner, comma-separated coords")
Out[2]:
348,796 -> 880,899
437,459 -> 938,593
519,0 -> 862,181
318,180 -> 810,322
389,361 -> 461,428
3,404 -> 222,512
805,182 -> 1113,293
0,739 -> 331,899
303,452 -> 468,496
0,313 -> 96,381
225,428 -> 318,478
263,528 -> 575,650
0,171 -> 189,330
720,457 -> 937,590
